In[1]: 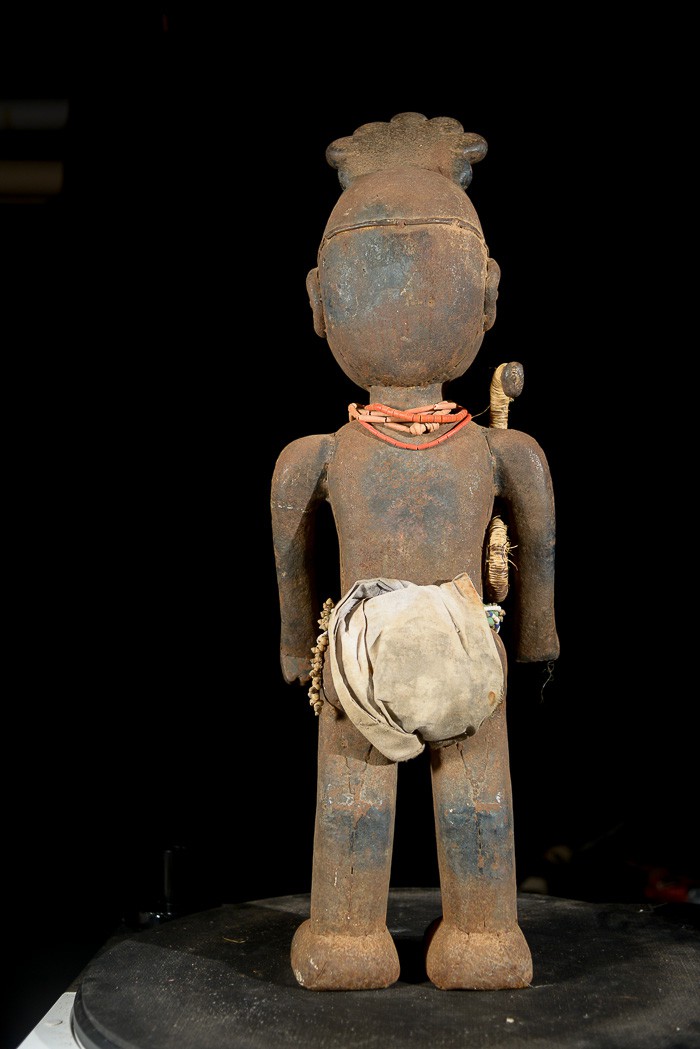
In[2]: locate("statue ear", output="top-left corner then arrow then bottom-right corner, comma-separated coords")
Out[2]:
483,256 -> 501,332
306,268 -> 326,338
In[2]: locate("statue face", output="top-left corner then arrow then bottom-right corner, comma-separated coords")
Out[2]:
317,222 -> 488,390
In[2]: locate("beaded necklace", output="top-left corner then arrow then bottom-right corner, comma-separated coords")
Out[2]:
348,401 -> 471,450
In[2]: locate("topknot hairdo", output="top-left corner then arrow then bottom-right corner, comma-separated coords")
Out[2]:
326,112 -> 487,191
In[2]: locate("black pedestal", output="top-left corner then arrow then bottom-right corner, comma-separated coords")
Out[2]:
72,889 -> 700,1049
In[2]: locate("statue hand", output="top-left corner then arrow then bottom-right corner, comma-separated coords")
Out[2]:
281,653 -> 312,685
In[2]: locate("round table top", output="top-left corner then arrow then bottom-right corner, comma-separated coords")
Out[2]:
72,888 -> 700,1049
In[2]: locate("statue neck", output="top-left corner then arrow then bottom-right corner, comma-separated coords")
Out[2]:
368,384 -> 446,410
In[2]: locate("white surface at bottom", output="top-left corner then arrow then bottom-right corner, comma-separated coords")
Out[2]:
16,993 -> 80,1049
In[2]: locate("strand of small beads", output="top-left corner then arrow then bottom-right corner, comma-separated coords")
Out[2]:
308,598 -> 335,715
484,604 -> 505,632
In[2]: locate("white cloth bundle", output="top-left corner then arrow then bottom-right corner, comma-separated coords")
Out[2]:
328,573 -> 504,761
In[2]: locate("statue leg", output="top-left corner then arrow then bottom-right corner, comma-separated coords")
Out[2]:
291,698 -> 400,990
426,695 -> 533,990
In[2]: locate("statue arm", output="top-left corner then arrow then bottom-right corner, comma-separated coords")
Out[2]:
487,428 -> 560,663
271,433 -> 334,684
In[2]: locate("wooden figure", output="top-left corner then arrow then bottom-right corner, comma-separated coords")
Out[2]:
271,113 -> 559,990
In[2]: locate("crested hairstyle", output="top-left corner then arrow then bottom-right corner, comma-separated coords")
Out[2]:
325,112 -> 487,192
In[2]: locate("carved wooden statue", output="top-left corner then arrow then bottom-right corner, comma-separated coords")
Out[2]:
271,113 -> 559,991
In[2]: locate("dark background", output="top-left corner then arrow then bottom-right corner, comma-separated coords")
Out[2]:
2,12 -> 694,1047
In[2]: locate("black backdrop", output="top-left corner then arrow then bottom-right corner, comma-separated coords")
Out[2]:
2,12 -> 695,1047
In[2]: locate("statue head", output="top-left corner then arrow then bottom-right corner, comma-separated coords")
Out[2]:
307,112 -> 500,391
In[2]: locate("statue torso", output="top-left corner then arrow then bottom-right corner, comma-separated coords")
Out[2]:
327,421 -> 496,591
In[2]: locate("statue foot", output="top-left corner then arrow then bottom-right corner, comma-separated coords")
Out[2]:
291,918 -> 400,990
425,917 -> 533,990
